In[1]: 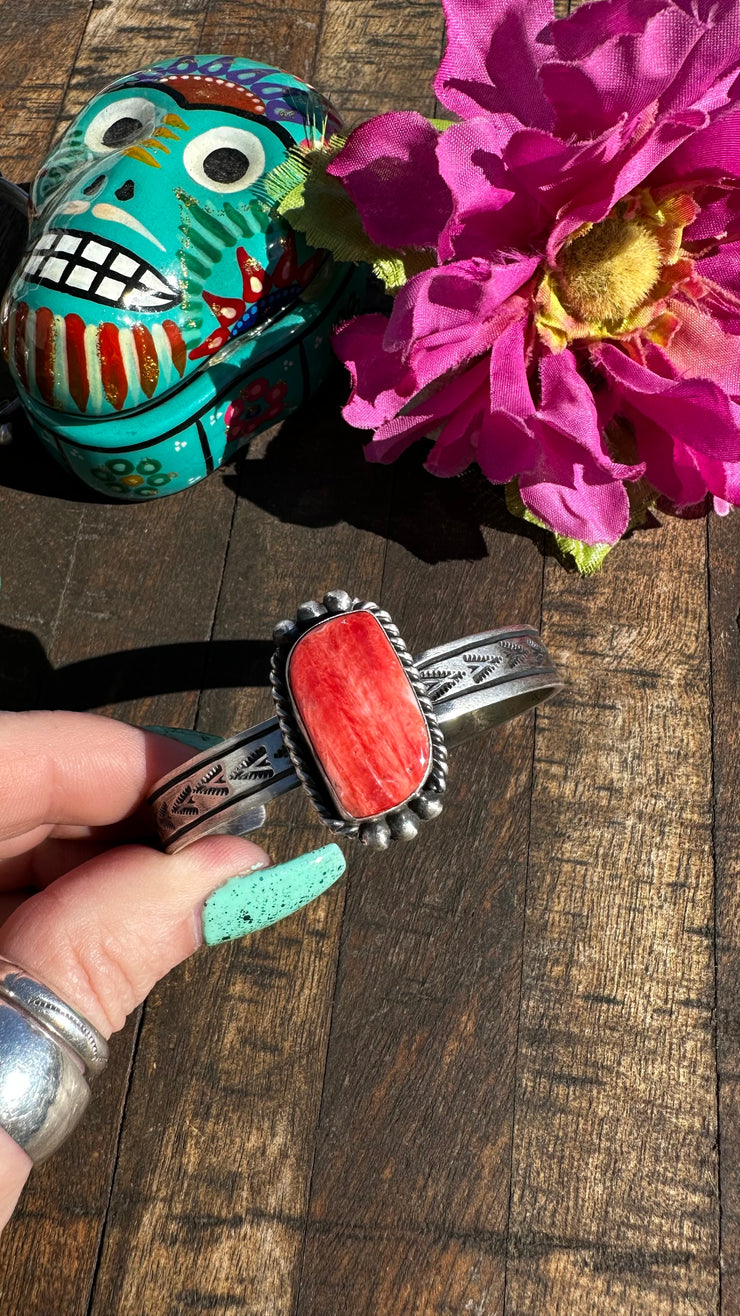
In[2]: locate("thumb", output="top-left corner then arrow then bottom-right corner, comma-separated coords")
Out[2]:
0,832 -> 271,1038
0,831 -> 269,1225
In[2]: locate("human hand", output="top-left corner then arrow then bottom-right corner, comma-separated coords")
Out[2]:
0,711 -> 344,1229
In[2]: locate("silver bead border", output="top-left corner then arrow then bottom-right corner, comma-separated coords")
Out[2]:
269,594 -> 448,846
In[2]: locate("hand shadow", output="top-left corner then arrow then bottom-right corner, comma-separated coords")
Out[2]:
0,626 -> 273,712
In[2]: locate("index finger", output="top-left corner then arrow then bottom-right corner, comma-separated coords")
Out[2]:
0,712 -> 197,845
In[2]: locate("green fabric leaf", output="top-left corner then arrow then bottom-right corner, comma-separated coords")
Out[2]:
260,138 -> 436,293
553,535 -> 613,574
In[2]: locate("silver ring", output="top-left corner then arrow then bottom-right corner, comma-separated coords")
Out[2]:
0,961 -> 108,1162
149,591 -> 563,853
0,960 -> 109,1078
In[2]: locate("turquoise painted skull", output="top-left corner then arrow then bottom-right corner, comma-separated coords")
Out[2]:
1,55 -> 364,499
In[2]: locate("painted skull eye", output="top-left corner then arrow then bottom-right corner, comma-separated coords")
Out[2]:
203,147 -> 250,183
102,117 -> 144,147
183,127 -> 265,193
84,96 -> 156,153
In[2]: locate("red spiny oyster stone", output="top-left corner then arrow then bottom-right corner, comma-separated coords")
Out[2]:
287,610 -> 432,821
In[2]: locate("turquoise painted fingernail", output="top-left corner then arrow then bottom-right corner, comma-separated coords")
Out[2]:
202,844 -> 347,945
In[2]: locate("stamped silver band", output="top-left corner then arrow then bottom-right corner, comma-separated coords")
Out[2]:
0,999 -> 92,1162
0,961 -> 108,1163
0,960 -> 109,1078
150,622 -> 561,853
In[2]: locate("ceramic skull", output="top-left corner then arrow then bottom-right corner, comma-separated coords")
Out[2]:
1,55 -> 364,499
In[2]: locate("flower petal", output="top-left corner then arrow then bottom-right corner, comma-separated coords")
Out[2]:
434,0 -> 555,128
547,0 -> 668,61
333,314 -> 415,430
425,382 -> 491,475
698,241 -> 740,296
661,299 -> 740,394
436,117 -> 547,260
684,187 -> 740,242
503,125 -> 624,219
660,0 -> 740,118
546,109 -> 708,256
327,113 -> 453,249
519,350 -> 639,545
625,405 -> 710,504
520,448 -> 632,543
538,348 -> 642,478
541,4 -> 702,140
652,102 -> 740,185
371,358 -> 491,462
594,341 -> 740,459
477,316 -> 539,481
385,261 -> 538,388
696,241 -> 740,338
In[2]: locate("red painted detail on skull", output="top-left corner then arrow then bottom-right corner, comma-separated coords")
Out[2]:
132,324 -> 159,398
65,313 -> 89,412
162,320 -> 186,377
189,233 -> 326,361
237,248 -> 265,303
157,74 -> 265,115
13,302 -> 29,390
34,306 -> 56,407
97,323 -> 127,411
272,237 -> 298,289
202,291 -> 246,325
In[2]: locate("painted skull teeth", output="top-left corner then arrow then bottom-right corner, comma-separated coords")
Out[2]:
19,228 -> 180,312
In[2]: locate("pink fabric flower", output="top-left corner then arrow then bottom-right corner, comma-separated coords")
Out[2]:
329,0 -> 740,547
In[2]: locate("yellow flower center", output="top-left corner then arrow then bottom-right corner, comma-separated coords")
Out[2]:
556,211 -> 662,324
533,190 -> 699,352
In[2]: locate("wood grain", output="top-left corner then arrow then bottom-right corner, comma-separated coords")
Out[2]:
0,0 -> 732,1312
709,512 -> 740,1316
200,2 -> 324,83
294,473 -> 545,1316
314,0 -> 446,121
58,0 -> 210,127
0,476 -> 241,1316
86,397 -> 393,1314
0,0 -> 93,182
505,520 -> 719,1316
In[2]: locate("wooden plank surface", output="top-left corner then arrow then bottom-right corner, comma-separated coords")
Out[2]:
0,0 -> 733,1314
710,513 -> 740,1316
505,522 -> 720,1316
85,0 -> 447,1301
0,6 -> 242,1310
0,454 -> 242,1316
296,475 -> 545,1316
